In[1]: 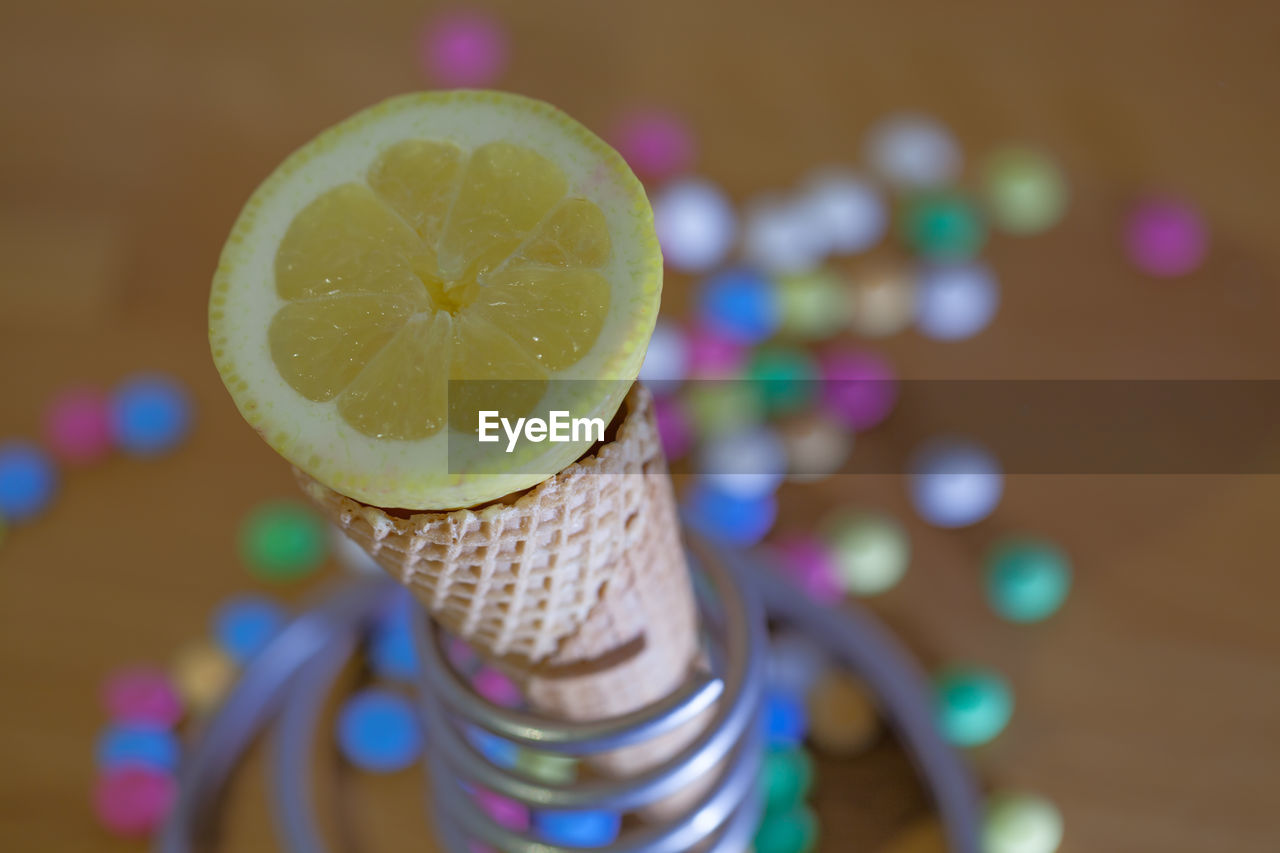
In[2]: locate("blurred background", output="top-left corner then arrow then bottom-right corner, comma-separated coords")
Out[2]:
2,1 -> 1279,851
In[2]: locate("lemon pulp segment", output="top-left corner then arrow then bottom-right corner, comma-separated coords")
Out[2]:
267,139 -> 612,441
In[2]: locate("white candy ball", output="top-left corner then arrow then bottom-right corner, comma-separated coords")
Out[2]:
865,113 -> 962,189
330,526 -> 384,575
639,320 -> 689,395
908,438 -> 1003,528
765,630 -> 830,699
801,168 -> 886,255
915,263 -> 1000,341
697,426 -> 787,499
742,195 -> 827,274
652,178 -> 737,272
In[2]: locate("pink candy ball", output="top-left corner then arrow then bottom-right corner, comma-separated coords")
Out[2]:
92,766 -> 176,838
473,787 -> 530,831
420,11 -> 508,88
45,387 -> 113,464
473,667 -> 522,708
654,395 -> 694,460
771,536 -> 844,604
611,110 -> 695,182
103,668 -> 183,728
819,349 -> 897,430
686,326 -> 748,379
1125,197 -> 1208,277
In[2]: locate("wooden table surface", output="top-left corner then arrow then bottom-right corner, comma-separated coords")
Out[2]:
2,1 -> 1279,850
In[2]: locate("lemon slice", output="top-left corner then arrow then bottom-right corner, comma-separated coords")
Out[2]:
210,92 -> 662,509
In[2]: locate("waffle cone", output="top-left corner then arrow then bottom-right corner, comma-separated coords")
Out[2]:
296,384 -> 708,806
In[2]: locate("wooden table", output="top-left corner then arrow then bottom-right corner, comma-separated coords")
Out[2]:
2,1 -> 1278,850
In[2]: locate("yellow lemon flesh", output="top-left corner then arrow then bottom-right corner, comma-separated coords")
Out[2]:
210,92 -> 661,509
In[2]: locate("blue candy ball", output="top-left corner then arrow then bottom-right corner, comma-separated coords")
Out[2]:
934,666 -> 1013,747
683,481 -> 778,546
0,441 -> 57,522
764,690 -> 809,747
985,539 -> 1072,623
369,589 -> 421,681
908,438 -> 1003,528
112,374 -> 192,455
96,725 -> 181,772
337,689 -> 423,772
534,809 -> 622,847
213,596 -> 286,663
466,725 -> 520,769
698,268 -> 780,344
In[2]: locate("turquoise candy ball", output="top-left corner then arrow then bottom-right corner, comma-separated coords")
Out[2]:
748,347 -> 820,415
934,665 -> 1013,747
984,791 -> 1065,853
985,539 -> 1072,623
900,190 -> 986,260
761,747 -> 814,814
753,805 -> 819,853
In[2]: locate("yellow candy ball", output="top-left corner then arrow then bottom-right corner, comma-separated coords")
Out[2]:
806,671 -> 881,756
847,261 -> 916,338
172,640 -> 238,715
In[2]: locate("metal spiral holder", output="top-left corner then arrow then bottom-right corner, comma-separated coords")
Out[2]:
156,537 -> 980,853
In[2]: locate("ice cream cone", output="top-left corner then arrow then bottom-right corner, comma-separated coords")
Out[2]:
297,384 -> 709,812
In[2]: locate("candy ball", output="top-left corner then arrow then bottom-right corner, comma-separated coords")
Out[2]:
171,641 -> 237,716
743,196 -> 828,275
698,268 -> 780,344
419,10 -> 507,88
985,539 -> 1072,623
764,630 -> 829,700
111,374 -> 192,456
534,809 -> 621,847
934,665 -> 1014,747
779,415 -> 853,484
685,325 -> 749,379
239,501 -> 328,581
847,261 -> 917,338
697,427 -> 786,499
97,725 -> 181,772
92,766 -> 176,838
337,689 -> 423,772
984,791 -> 1065,853
683,382 -> 764,440
820,509 -> 909,596
764,689 -> 809,746
807,671 -> 880,755
1125,197 -> 1208,277
775,270 -> 850,340
865,113 -> 961,189
819,348 -> 897,430
45,388 -> 112,464
880,817 -> 946,853
747,347 -> 819,415
770,536 -> 844,605
103,668 -> 183,727
753,805 -> 819,853
466,726 -> 520,769
653,395 -> 694,461
0,441 -> 57,523
473,667 -> 523,708
652,179 -> 737,272
915,262 -> 1000,341
473,787 -> 530,831
900,191 -> 986,261
447,635 -> 479,674
515,748 -> 578,784
982,147 -> 1068,235
801,168 -> 887,255
638,319 -> 689,395
213,596 -> 286,664
370,590 -> 421,682
761,747 -> 814,813
908,439 -> 1003,528
611,110 -> 695,182
682,481 -> 777,546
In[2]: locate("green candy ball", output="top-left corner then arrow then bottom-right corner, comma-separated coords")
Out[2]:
900,190 -> 986,260
776,271 -> 849,340
239,501 -> 328,581
820,510 -> 909,596
760,747 -> 814,814
748,347 -> 819,416
982,147 -> 1067,235
684,382 -> 765,439
753,805 -> 819,853
934,665 -> 1013,747
983,791 -> 1064,853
